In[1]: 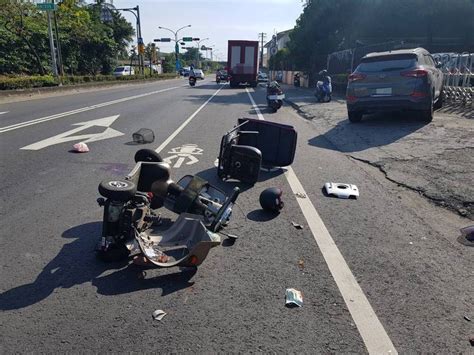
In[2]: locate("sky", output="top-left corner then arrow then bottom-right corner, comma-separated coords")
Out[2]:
112,0 -> 305,61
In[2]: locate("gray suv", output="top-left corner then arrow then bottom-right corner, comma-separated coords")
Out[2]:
346,48 -> 444,123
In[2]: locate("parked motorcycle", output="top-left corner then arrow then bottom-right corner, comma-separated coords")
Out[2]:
314,70 -> 332,102
266,81 -> 285,112
189,76 -> 196,87
96,149 -> 240,267
293,73 -> 301,87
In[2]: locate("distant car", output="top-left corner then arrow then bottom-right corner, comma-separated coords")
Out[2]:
149,64 -> 160,74
257,72 -> 268,82
346,47 -> 444,123
113,66 -> 134,76
193,69 -> 205,80
182,67 -> 191,77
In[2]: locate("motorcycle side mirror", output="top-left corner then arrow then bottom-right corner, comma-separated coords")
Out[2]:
436,61 -> 443,69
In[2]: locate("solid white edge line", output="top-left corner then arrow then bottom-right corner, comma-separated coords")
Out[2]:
155,85 -> 224,154
245,87 -> 397,354
0,86 -> 179,134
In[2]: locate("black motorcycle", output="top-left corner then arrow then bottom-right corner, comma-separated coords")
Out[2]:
266,81 -> 285,112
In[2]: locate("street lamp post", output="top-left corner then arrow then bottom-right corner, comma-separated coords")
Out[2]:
114,6 -> 144,75
207,45 -> 215,62
195,38 -> 209,67
158,25 -> 191,72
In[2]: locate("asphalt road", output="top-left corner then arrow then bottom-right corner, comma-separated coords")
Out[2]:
0,78 -> 472,353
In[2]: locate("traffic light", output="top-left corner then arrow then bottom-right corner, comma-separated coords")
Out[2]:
192,38 -> 200,41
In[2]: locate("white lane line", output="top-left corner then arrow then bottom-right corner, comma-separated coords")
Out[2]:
0,111 -> 9,115
155,85 -> 224,153
0,86 -> 179,134
245,88 -> 397,354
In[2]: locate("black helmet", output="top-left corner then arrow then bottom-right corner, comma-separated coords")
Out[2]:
259,187 -> 284,212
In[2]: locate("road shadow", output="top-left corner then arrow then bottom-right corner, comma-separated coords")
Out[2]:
183,89 -> 251,107
308,111 -> 427,153
247,209 -> 280,222
0,222 -> 195,311
439,102 -> 474,119
196,166 -> 284,194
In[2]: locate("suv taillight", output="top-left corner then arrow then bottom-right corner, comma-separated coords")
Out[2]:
348,73 -> 366,82
401,69 -> 428,78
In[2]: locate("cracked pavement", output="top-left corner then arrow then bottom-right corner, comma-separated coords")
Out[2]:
283,85 -> 474,220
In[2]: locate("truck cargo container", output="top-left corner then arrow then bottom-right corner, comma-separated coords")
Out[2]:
227,40 -> 259,88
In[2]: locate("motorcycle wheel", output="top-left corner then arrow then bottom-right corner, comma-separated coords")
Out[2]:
98,179 -> 136,202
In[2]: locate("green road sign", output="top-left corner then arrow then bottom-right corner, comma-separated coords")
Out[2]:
182,37 -> 193,42
37,3 -> 57,11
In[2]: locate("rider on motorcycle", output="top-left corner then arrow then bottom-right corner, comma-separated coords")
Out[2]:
188,64 -> 197,86
319,70 -> 331,90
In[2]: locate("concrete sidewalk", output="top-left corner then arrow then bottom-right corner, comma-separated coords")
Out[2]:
281,83 -> 474,220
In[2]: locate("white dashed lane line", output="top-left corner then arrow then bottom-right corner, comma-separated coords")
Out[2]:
245,87 -> 397,355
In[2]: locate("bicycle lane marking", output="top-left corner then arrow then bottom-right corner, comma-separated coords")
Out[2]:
245,87 -> 397,355
0,86 -> 180,134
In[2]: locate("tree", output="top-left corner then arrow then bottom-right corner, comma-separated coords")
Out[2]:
269,48 -> 291,70
161,53 -> 175,73
0,2 -> 48,75
288,0 -> 474,73
181,47 -> 203,66
0,0 -> 135,76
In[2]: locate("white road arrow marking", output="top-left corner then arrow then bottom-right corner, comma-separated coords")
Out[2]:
0,111 -> 9,115
20,115 -> 123,151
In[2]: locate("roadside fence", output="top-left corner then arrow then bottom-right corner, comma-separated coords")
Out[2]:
433,52 -> 473,106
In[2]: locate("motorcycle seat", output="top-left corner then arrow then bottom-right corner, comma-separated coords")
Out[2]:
126,161 -> 171,194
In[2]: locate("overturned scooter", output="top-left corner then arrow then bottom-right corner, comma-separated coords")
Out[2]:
266,81 -> 285,112
96,149 -> 240,267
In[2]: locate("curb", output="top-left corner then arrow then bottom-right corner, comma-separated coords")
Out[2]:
284,97 -> 316,120
0,76 -> 179,99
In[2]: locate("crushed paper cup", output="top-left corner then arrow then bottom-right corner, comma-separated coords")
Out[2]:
72,142 -> 89,153
285,288 -> 303,307
152,309 -> 167,321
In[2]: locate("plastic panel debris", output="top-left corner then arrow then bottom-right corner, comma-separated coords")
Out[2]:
324,182 -> 359,199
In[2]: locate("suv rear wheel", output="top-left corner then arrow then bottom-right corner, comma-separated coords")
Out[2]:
421,94 -> 434,122
434,89 -> 444,110
348,111 -> 363,123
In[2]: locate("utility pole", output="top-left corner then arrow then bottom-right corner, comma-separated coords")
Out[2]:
258,32 -> 266,69
46,10 -> 59,78
53,10 -> 64,76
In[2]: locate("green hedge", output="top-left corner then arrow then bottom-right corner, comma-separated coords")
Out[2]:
0,73 -> 178,90
0,75 -> 57,90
